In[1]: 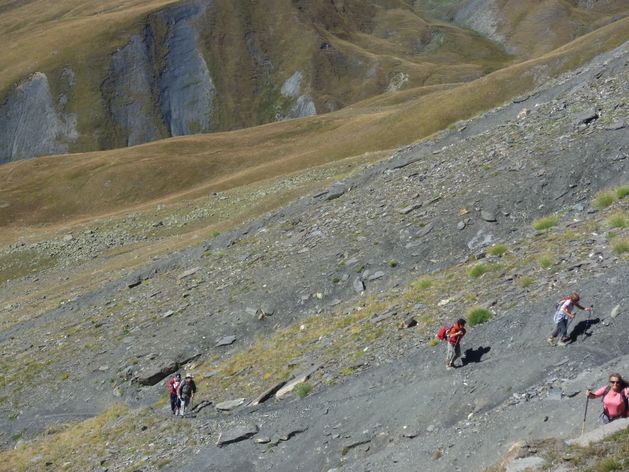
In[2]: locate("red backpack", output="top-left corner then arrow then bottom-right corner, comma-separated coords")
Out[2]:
437,325 -> 451,341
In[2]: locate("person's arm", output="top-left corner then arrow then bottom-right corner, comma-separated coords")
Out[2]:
585,386 -> 607,399
562,305 -> 574,318
575,301 -> 593,312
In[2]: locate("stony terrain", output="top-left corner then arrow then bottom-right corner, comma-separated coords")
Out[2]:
0,37 -> 627,471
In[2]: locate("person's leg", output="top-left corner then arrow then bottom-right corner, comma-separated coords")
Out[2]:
453,343 -> 461,366
170,394 -> 176,414
446,343 -> 454,367
558,318 -> 569,343
550,322 -> 561,338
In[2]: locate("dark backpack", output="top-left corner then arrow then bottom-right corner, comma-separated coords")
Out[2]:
602,384 -> 629,417
180,380 -> 193,396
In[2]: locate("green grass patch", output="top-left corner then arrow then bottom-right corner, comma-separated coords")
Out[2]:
294,382 -> 313,399
607,212 -> 628,229
532,215 -> 559,231
469,263 -> 489,278
538,253 -> 556,269
595,458 -> 623,472
429,338 -> 440,347
612,239 -> 629,254
518,276 -> 535,288
615,185 -> 629,199
594,190 -> 616,210
467,307 -> 491,326
388,259 -> 398,268
488,244 -> 508,257
414,277 -> 433,290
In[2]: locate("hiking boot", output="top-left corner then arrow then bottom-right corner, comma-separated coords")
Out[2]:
557,340 -> 567,347
547,337 -> 556,346
446,365 -> 453,370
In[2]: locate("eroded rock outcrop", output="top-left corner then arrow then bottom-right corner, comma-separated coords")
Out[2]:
153,2 -> 216,137
0,72 -> 78,164
278,71 -> 317,120
105,35 -> 161,147
104,1 -> 216,146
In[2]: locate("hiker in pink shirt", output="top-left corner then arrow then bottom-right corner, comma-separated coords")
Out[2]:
585,373 -> 629,423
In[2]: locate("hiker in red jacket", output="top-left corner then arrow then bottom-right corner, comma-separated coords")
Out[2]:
585,373 -> 629,423
167,373 -> 181,415
446,318 -> 466,369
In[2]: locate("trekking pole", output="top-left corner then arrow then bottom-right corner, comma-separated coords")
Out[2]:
582,395 -> 589,436
585,305 -> 593,334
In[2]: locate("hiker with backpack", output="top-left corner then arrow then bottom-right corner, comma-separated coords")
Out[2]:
547,292 -> 592,346
585,373 -> 629,423
167,373 -> 182,415
178,373 -> 197,416
438,318 -> 466,369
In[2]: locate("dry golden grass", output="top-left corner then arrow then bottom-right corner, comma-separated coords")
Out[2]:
0,0 -> 180,93
1,16 -> 627,230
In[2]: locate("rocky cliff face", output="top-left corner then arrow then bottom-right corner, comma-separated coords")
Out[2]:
106,35 -> 161,147
104,2 -> 216,147
0,72 -> 78,164
152,2 -> 216,137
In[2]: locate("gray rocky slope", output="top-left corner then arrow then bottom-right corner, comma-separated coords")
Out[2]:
0,40 -> 628,470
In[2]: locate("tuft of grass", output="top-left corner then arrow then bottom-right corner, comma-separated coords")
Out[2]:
467,307 -> 491,326
294,382 -> 313,399
488,244 -> 508,257
607,212 -> 628,229
615,185 -> 629,200
415,277 -> 433,290
612,239 -> 629,254
469,263 -> 488,278
429,338 -> 440,347
538,253 -> 556,269
518,276 -> 535,288
388,259 -> 398,268
596,458 -> 622,472
593,191 -> 616,210
532,215 -> 559,231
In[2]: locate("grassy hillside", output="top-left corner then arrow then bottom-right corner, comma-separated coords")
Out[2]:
414,0 -> 629,56
0,0 -> 516,156
1,15 -> 628,229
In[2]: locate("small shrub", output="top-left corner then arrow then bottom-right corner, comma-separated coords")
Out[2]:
518,276 -> 535,288
415,277 -> 432,290
467,308 -> 491,326
538,253 -> 555,269
612,239 -> 629,254
355,265 -> 365,273
596,458 -> 622,472
429,338 -> 440,347
594,191 -> 616,210
607,212 -> 628,229
388,259 -> 398,268
488,244 -> 508,257
532,215 -> 559,231
294,382 -> 312,399
615,185 -> 629,199
469,263 -> 488,278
